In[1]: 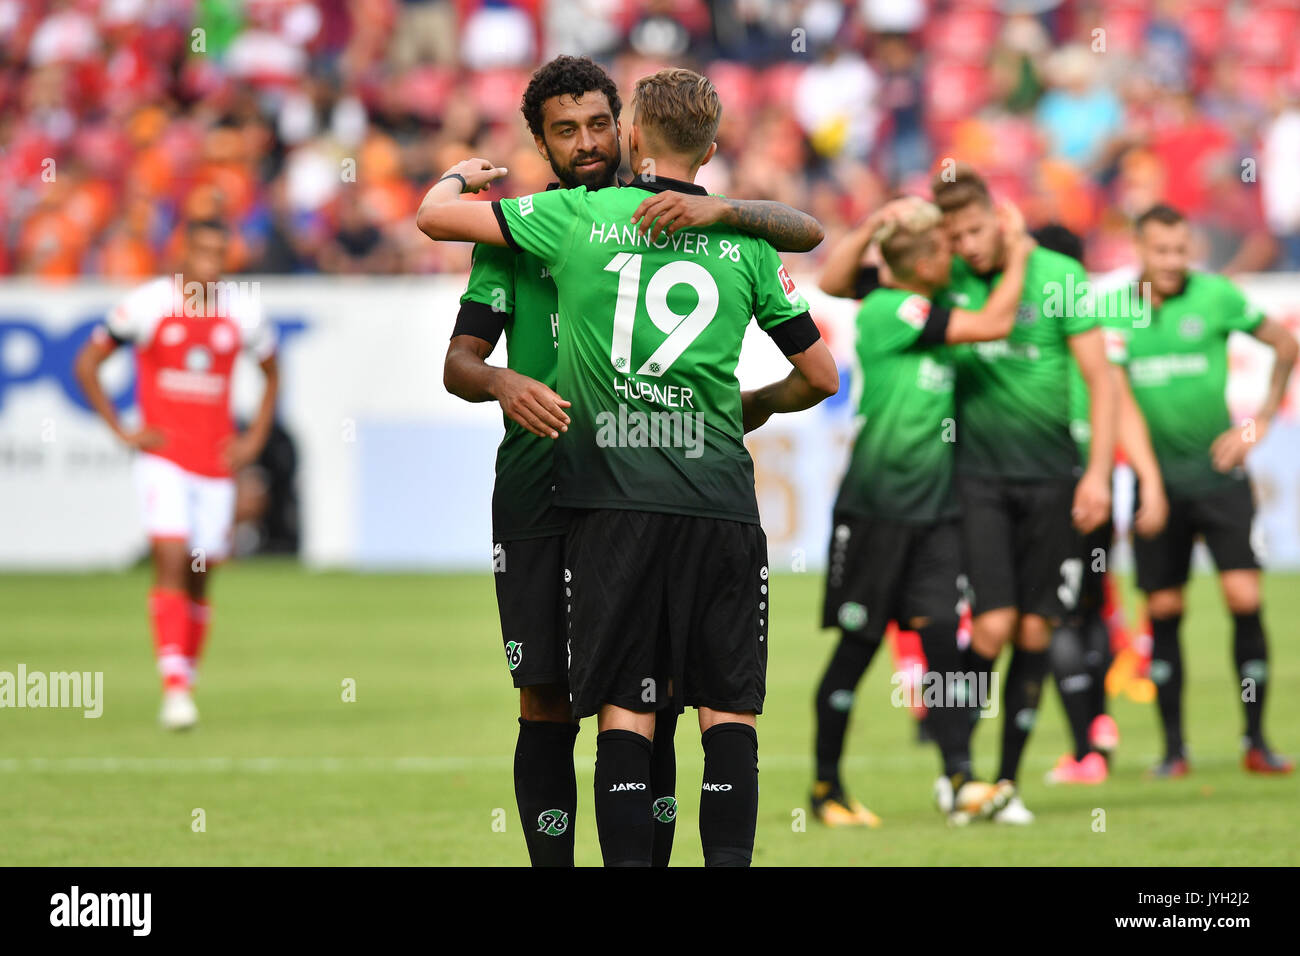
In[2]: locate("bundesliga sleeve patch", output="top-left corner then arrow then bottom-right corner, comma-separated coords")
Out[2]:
778,264 -> 800,306
519,195 -> 534,216
896,294 -> 931,330
1103,328 -> 1127,363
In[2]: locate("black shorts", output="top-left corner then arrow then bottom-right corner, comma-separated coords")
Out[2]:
821,513 -> 963,641
1133,480 -> 1259,593
957,475 -> 1080,620
493,535 -> 568,689
564,509 -> 769,720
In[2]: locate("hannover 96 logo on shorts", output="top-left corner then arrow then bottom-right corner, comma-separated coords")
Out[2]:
505,641 -> 523,671
652,796 -> 677,823
536,809 -> 569,836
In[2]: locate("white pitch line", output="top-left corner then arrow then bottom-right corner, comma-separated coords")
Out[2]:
0,753 -> 948,774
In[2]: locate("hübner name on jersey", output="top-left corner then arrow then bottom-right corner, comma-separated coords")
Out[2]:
613,375 -> 696,408
589,221 -> 711,256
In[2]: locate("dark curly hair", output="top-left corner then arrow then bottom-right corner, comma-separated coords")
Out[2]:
521,55 -> 621,139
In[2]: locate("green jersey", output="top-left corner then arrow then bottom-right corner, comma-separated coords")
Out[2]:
494,178 -> 814,524
941,247 -> 1096,480
834,289 -> 958,522
1102,271 -> 1264,496
458,243 -> 566,540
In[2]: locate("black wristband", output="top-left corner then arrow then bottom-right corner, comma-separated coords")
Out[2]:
439,173 -> 468,193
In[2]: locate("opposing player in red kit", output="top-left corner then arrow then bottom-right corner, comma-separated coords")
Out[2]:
75,220 -> 279,730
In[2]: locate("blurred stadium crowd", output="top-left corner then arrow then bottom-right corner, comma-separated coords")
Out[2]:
4,0 -> 1300,280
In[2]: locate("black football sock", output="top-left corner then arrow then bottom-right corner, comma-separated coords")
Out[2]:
1149,614 -> 1185,760
1049,624 -> 1096,760
700,722 -> 759,867
649,707 -> 679,867
1232,611 -> 1268,748
1083,611 -> 1111,719
813,633 -> 880,788
997,647 -> 1049,783
593,729 -> 654,867
916,621 -> 972,780
514,718 -> 579,867
960,642 -> 998,765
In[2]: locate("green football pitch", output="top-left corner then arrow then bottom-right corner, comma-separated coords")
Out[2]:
2,563 -> 1296,865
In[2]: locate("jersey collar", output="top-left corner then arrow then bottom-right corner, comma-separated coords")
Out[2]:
625,172 -> 708,196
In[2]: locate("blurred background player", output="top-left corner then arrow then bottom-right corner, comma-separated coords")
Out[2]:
73,220 -> 279,730
1107,204 -> 1297,778
444,55 -> 821,867
1032,222 -> 1168,785
418,68 -> 838,866
812,196 -> 1034,827
931,165 -> 1116,824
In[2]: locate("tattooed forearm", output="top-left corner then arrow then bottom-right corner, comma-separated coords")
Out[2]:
724,200 -> 824,253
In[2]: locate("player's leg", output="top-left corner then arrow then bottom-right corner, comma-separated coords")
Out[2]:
1197,484 -> 1293,773
956,477 -> 1019,710
567,510 -> 668,867
683,518 -> 768,866
811,513 -> 898,826
905,520 -> 1008,822
998,614 -> 1052,786
649,701 -> 679,867
1049,521 -> 1112,776
135,454 -> 199,728
495,535 -> 580,866
186,472 -> 235,689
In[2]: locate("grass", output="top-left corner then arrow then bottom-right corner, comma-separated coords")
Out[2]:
0,562 -> 1296,865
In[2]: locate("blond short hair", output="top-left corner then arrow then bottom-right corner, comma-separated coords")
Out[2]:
873,199 -> 943,279
633,69 -> 722,162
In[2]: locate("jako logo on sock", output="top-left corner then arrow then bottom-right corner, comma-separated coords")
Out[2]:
702,783 -> 733,792
608,782 -> 646,791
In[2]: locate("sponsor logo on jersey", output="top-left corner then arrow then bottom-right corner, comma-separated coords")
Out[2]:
896,294 -> 930,330
652,796 -> 677,823
505,641 -> 523,671
519,195 -> 534,216
536,809 -> 569,836
210,323 -> 236,353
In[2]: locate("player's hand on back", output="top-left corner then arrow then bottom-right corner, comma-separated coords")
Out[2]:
442,158 -> 509,194
631,193 -> 729,241
120,426 -> 166,452
1071,468 -> 1112,533
491,369 -> 571,440
1133,479 -> 1169,538
1210,423 -> 1259,473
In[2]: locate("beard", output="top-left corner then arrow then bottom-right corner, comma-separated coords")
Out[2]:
551,145 -> 622,190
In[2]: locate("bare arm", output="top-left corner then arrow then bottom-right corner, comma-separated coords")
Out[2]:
444,334 -> 571,439
1114,366 -> 1168,537
415,159 -> 510,244
818,220 -> 877,298
73,338 -> 164,450
1069,326 -> 1118,533
628,192 -> 823,252
945,233 -> 1035,344
224,354 -> 279,470
740,338 -> 839,433
1210,316 -> 1299,470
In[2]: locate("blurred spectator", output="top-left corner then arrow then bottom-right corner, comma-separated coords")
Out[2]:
3,0 -> 1299,277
